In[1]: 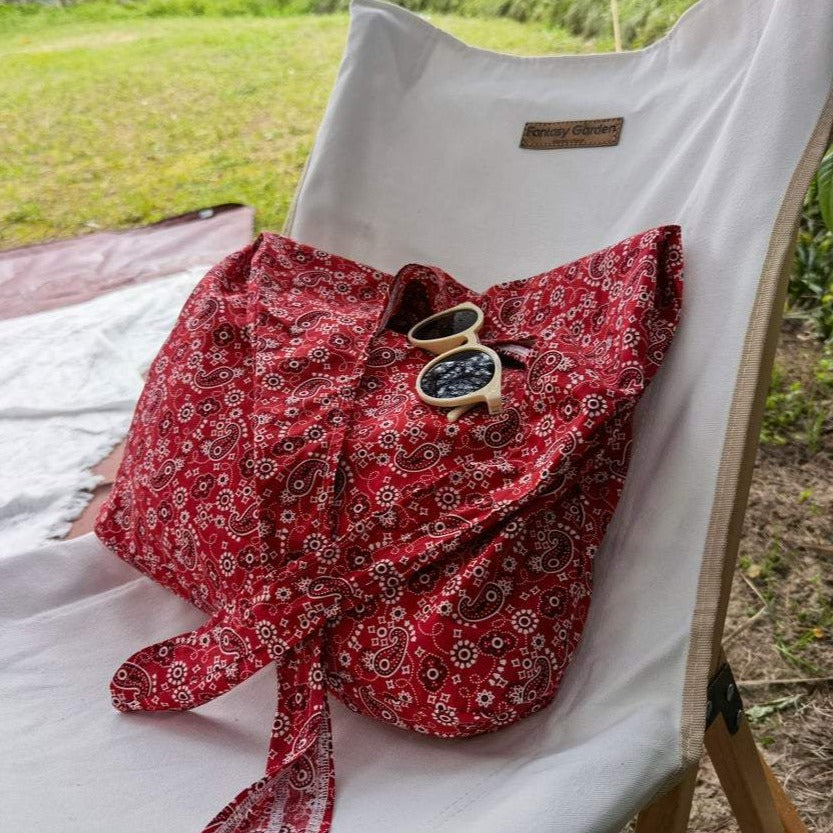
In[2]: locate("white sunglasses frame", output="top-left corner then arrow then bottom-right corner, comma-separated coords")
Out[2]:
407,302 -> 503,422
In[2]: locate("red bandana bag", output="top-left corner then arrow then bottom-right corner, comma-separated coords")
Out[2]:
95,226 -> 683,833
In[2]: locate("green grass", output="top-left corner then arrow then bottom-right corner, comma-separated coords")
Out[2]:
0,13 -> 596,248
0,0 -> 697,49
762,345 -> 833,452
0,0 -> 692,46
0,0 -> 315,35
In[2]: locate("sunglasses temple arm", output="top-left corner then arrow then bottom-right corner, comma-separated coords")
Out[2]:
446,403 -> 475,423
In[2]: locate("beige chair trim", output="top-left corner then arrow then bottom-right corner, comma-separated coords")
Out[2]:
679,84 -> 833,768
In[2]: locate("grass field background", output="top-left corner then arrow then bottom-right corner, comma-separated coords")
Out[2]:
0,12 -> 594,247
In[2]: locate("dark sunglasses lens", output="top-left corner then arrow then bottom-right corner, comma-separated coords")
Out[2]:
411,308 -> 478,341
420,349 -> 495,399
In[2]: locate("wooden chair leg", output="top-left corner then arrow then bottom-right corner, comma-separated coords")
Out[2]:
634,707 -> 808,833
705,713 -> 787,833
760,751 -> 810,833
634,765 -> 698,833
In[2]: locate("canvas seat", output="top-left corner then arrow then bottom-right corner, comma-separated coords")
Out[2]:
1,1 -> 832,831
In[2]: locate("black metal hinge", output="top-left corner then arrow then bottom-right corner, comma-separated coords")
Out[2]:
706,662 -> 745,734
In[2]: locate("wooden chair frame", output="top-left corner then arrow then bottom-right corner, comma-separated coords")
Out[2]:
635,654 -> 810,833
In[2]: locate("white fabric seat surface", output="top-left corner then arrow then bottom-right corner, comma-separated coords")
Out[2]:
2,1 -> 833,832
1,533 -> 664,832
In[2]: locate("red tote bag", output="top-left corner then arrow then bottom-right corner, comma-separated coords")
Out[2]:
96,226 -> 683,832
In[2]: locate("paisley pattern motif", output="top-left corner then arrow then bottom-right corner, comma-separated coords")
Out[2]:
96,228 -> 684,833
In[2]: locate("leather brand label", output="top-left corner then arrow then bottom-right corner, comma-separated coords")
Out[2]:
520,117 -> 624,149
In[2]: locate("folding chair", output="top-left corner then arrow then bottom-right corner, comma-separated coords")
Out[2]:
1,2 -> 831,832
281,0 -> 833,829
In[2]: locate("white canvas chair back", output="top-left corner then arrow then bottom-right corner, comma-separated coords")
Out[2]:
280,0 -> 833,828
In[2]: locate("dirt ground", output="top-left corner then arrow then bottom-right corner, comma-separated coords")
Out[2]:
685,322 -> 833,832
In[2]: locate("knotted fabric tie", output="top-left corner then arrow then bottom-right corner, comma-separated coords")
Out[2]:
110,454 -> 580,831
112,572 -> 340,833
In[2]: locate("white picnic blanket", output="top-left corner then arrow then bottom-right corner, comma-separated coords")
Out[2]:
0,271 -> 203,554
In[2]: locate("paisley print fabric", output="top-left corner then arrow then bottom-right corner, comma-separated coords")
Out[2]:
95,227 -> 684,833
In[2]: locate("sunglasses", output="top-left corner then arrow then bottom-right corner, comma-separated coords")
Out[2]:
407,302 -> 503,422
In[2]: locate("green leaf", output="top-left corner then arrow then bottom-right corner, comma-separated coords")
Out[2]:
745,694 -> 803,724
819,145 -> 833,232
